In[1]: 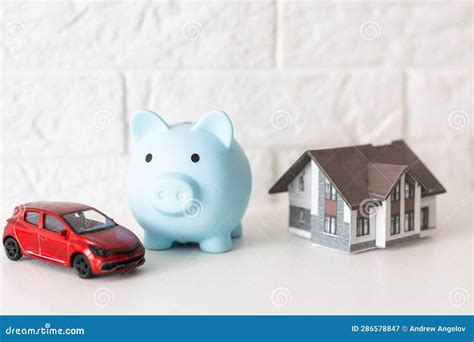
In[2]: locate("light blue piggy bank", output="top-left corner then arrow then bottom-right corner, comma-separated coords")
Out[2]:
127,109 -> 252,253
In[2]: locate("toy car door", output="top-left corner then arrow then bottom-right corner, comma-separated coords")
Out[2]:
15,210 -> 41,255
38,213 -> 69,264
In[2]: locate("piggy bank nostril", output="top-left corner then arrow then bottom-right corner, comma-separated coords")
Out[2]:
151,175 -> 199,215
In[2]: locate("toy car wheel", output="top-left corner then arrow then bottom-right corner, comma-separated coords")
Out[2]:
4,237 -> 22,261
73,254 -> 92,279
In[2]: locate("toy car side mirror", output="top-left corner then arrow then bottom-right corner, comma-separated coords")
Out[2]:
59,230 -> 68,238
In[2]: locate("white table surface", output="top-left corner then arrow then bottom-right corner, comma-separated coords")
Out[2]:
1,204 -> 472,315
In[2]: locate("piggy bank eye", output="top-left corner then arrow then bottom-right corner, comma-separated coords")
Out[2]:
191,153 -> 200,163
145,153 -> 153,163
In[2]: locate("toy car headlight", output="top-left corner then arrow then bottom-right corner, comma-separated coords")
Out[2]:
89,245 -> 111,257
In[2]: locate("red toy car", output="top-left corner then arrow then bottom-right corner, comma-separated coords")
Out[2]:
3,201 -> 145,278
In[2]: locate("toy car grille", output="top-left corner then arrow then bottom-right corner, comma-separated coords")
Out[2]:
110,243 -> 142,255
101,255 -> 145,271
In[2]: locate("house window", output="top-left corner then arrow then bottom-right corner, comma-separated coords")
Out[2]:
324,215 -> 337,235
324,178 -> 337,201
299,208 -> 305,223
298,175 -> 305,191
390,182 -> 400,201
390,214 -> 400,235
356,217 -> 370,236
421,207 -> 429,230
405,183 -> 414,199
404,211 -> 415,232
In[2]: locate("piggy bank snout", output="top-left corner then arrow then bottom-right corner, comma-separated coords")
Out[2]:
152,174 -> 198,215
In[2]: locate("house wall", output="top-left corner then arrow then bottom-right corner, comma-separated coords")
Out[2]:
414,183 -> 422,233
288,163 -> 311,210
420,195 -> 437,237
289,206 -> 312,238
288,163 -> 312,238
350,208 -> 377,253
385,175 -> 421,247
311,169 -> 351,253
343,204 -> 351,223
310,161 -> 319,216
375,200 -> 389,248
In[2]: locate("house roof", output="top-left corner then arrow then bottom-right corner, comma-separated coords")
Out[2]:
268,140 -> 446,209
367,163 -> 407,201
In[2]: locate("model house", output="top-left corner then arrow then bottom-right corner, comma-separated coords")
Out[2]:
268,140 -> 446,253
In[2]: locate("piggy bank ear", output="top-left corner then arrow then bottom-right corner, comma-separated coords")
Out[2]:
130,109 -> 169,142
192,110 -> 233,149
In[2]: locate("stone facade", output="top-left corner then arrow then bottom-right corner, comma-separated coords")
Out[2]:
350,240 -> 376,253
311,169 -> 350,253
386,234 -> 420,247
287,164 -> 350,252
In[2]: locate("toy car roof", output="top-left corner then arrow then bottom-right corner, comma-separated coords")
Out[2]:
22,201 -> 93,215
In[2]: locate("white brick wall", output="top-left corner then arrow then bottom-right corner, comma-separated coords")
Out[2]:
1,1 -> 472,226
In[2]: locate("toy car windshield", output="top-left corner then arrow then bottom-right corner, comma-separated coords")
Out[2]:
62,209 -> 116,234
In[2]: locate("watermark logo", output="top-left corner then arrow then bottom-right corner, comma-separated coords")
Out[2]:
448,110 -> 470,130
5,323 -> 85,336
448,287 -> 470,308
261,192 -> 298,232
4,198 -> 26,218
182,21 -> 203,40
458,15 -> 474,32
270,110 -> 292,130
4,21 -> 25,41
351,113 -> 378,139
92,110 -> 113,130
359,21 -> 381,41
182,198 -> 204,218
93,287 -> 114,307
358,198 -> 379,218
271,287 -> 292,308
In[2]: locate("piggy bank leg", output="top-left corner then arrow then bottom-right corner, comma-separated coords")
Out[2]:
143,231 -> 173,250
231,223 -> 242,238
199,234 -> 232,253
